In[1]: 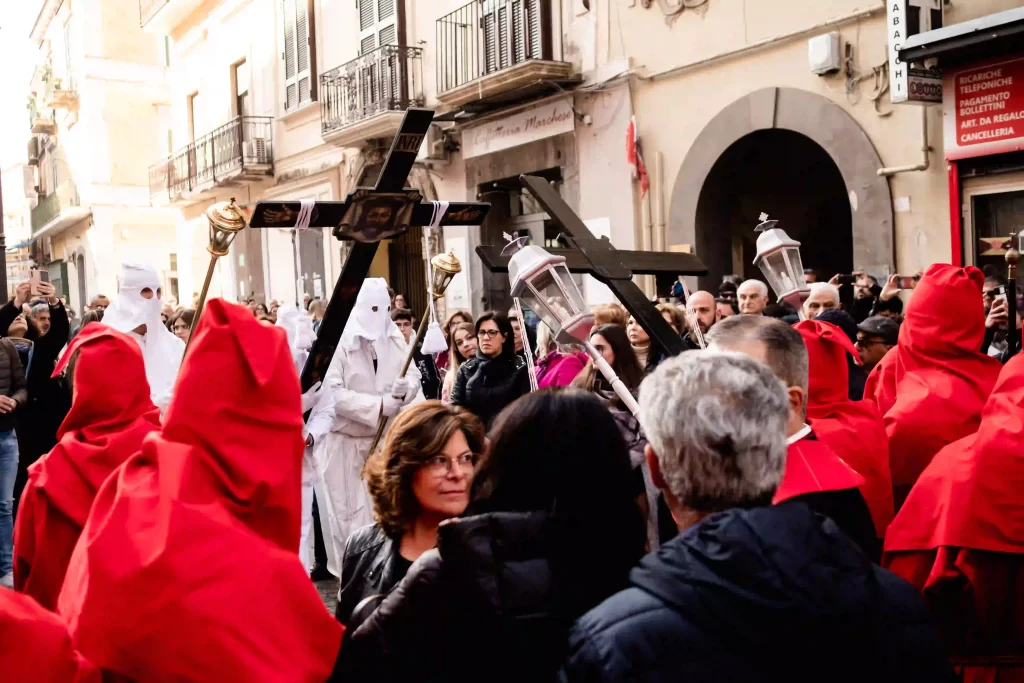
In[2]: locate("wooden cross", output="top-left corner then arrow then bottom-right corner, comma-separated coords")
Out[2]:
476,174 -> 708,359
248,109 -> 491,391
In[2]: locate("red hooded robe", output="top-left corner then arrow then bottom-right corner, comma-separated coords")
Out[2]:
14,324 -> 161,610
0,589 -> 99,682
795,320 -> 894,537
57,299 -> 343,682
885,354 -> 1024,677
863,347 -> 897,416
882,264 -> 1001,507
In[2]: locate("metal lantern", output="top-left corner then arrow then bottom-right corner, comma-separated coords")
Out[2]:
752,213 -> 810,312
206,199 -> 248,257
429,250 -> 462,299
507,238 -> 593,343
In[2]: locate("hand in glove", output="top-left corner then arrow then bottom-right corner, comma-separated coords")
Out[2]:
381,394 -> 404,418
301,381 -> 323,413
390,377 -> 410,400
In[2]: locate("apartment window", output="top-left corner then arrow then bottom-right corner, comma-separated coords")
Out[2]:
282,0 -> 318,110
233,59 -> 251,117
358,0 -> 399,51
187,91 -> 200,140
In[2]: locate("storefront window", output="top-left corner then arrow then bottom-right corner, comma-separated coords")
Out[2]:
972,189 -> 1024,279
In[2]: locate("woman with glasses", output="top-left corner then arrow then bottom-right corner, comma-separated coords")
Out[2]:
335,401 -> 484,628
449,311 -> 529,427
337,390 -> 646,682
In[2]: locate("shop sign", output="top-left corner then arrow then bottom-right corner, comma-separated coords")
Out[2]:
888,0 -> 944,104
943,55 -> 1024,160
462,98 -> 575,159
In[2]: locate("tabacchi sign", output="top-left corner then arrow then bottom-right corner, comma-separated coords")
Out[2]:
887,0 -> 943,104
944,55 -> 1024,160
463,98 -> 575,159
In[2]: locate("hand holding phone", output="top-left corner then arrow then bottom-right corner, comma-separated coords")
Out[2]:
29,270 -> 50,298
895,275 -> 917,290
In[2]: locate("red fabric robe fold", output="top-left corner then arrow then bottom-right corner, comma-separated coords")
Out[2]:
774,437 -> 865,504
795,320 -> 894,537
14,324 -> 160,610
885,355 -> 1024,677
58,299 -> 343,682
881,264 -> 1001,504
0,589 -> 99,682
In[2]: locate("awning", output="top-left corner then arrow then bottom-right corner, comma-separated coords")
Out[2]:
6,239 -> 34,250
899,7 -> 1024,69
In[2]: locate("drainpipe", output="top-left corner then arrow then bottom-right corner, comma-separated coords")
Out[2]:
878,106 -> 931,177
654,151 -> 667,253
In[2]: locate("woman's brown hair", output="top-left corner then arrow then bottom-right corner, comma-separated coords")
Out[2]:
363,401 -> 485,538
448,322 -> 476,373
593,303 -> 629,328
443,309 -> 472,341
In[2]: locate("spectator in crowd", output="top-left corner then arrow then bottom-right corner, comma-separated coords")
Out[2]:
508,313 -> 526,357
392,293 -> 408,311
534,323 -> 587,389
303,293 -> 312,311
436,310 -> 472,383
803,268 -> 820,284
441,322 -> 476,404
0,589 -> 100,681
795,320 -> 894,548
737,279 -> 769,315
253,303 -> 269,318
392,308 -> 441,401
160,304 -> 174,326
850,272 -> 882,322
627,315 -> 664,374
684,290 -> 716,341
803,282 -> 841,319
592,302 -> 629,328
339,390 -> 646,683
88,295 -> 110,312
449,312 -> 529,428
308,298 -> 327,333
715,297 -> 738,321
884,354 -> 1024,681
168,309 -> 196,344
980,273 -> 1021,359
562,352 -> 952,683
0,326 -> 27,589
70,309 -> 104,342
58,300 -> 343,682
717,280 -> 738,302
707,315 -> 877,558
871,265 -> 1002,509
13,325 -> 161,610
336,402 -> 484,628
856,315 -> 899,375
816,308 -> 868,400
656,303 -> 685,338
0,280 -> 71,528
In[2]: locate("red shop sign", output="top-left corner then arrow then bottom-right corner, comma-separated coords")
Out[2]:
944,54 -> 1024,160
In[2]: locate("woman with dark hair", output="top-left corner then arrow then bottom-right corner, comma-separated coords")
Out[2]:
253,303 -> 269,318
167,309 -> 196,344
338,389 -> 646,682
448,311 -> 529,427
335,401 -> 484,628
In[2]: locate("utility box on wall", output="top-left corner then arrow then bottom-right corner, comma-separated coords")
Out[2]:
808,32 -> 841,75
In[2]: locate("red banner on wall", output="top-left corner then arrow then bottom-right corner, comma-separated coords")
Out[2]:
944,54 -> 1024,160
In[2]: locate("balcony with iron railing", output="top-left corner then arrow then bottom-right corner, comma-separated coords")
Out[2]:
149,116 -> 273,206
32,181 -> 89,238
435,0 -> 573,109
320,45 -> 425,147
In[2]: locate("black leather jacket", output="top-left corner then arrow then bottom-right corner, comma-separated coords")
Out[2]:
448,352 -> 529,427
335,524 -> 410,629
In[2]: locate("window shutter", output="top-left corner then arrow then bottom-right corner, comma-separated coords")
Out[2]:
282,0 -> 297,110
378,24 -> 396,47
378,0 -> 395,21
283,0 -> 315,110
359,0 -> 374,31
296,0 -> 311,105
527,0 -> 541,60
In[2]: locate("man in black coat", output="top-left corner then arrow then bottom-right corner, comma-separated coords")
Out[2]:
562,352 -> 952,683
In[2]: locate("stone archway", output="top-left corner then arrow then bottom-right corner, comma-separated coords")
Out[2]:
669,87 -> 894,289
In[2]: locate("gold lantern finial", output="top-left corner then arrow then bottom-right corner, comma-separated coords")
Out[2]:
205,198 -> 248,257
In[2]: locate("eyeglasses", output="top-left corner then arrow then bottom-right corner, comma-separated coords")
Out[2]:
422,453 -> 476,477
854,338 -> 885,347
477,329 -> 501,339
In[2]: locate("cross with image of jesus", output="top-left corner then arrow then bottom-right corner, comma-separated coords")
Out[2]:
248,109 -> 490,392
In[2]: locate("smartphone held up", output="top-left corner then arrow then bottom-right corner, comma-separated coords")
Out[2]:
30,269 -> 50,298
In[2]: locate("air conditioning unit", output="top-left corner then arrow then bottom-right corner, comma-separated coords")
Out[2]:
809,32 -> 841,75
423,123 -> 455,163
246,138 -> 270,164
27,137 -> 40,166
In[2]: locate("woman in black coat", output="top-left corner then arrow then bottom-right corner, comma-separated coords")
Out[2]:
335,389 -> 647,683
448,311 -> 529,427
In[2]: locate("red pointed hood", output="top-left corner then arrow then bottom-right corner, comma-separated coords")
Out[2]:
886,353 -> 1024,554
795,320 -> 894,536
31,325 -> 161,526
883,264 -> 1002,495
161,298 -> 305,550
0,590 -> 99,682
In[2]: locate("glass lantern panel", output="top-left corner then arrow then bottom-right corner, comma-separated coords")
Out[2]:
550,264 -> 587,315
521,268 -> 569,336
431,267 -> 455,297
782,247 -> 804,292
758,251 -> 791,299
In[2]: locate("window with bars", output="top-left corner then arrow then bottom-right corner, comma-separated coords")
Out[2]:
282,0 -> 317,111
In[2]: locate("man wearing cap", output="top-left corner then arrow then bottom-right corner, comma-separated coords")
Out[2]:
856,316 -> 898,375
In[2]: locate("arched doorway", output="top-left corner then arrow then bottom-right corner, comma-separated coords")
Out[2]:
670,87 -> 894,290
696,129 -> 853,283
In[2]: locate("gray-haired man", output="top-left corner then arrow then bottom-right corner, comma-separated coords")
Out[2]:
563,352 -> 952,683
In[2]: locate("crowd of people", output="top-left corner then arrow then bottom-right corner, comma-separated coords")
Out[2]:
0,255 -> 1022,682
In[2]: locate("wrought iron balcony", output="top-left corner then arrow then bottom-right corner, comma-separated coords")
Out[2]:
435,0 -> 572,108
31,182 -> 84,236
320,45 -> 424,147
149,116 -> 273,205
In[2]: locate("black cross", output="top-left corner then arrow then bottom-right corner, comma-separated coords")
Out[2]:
248,109 -> 491,391
476,174 -> 707,359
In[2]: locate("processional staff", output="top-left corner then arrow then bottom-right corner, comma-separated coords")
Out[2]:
1006,231 -> 1019,360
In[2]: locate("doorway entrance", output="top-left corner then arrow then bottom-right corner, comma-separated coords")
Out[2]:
962,171 -> 1024,281
695,129 -> 853,284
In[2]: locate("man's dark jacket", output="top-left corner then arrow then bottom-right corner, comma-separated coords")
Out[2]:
562,502 -> 954,683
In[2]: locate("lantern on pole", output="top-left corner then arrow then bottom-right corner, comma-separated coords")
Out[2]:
752,213 -> 811,317
506,237 -> 640,416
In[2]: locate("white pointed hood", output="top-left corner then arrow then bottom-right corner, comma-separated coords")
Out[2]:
341,278 -> 404,352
